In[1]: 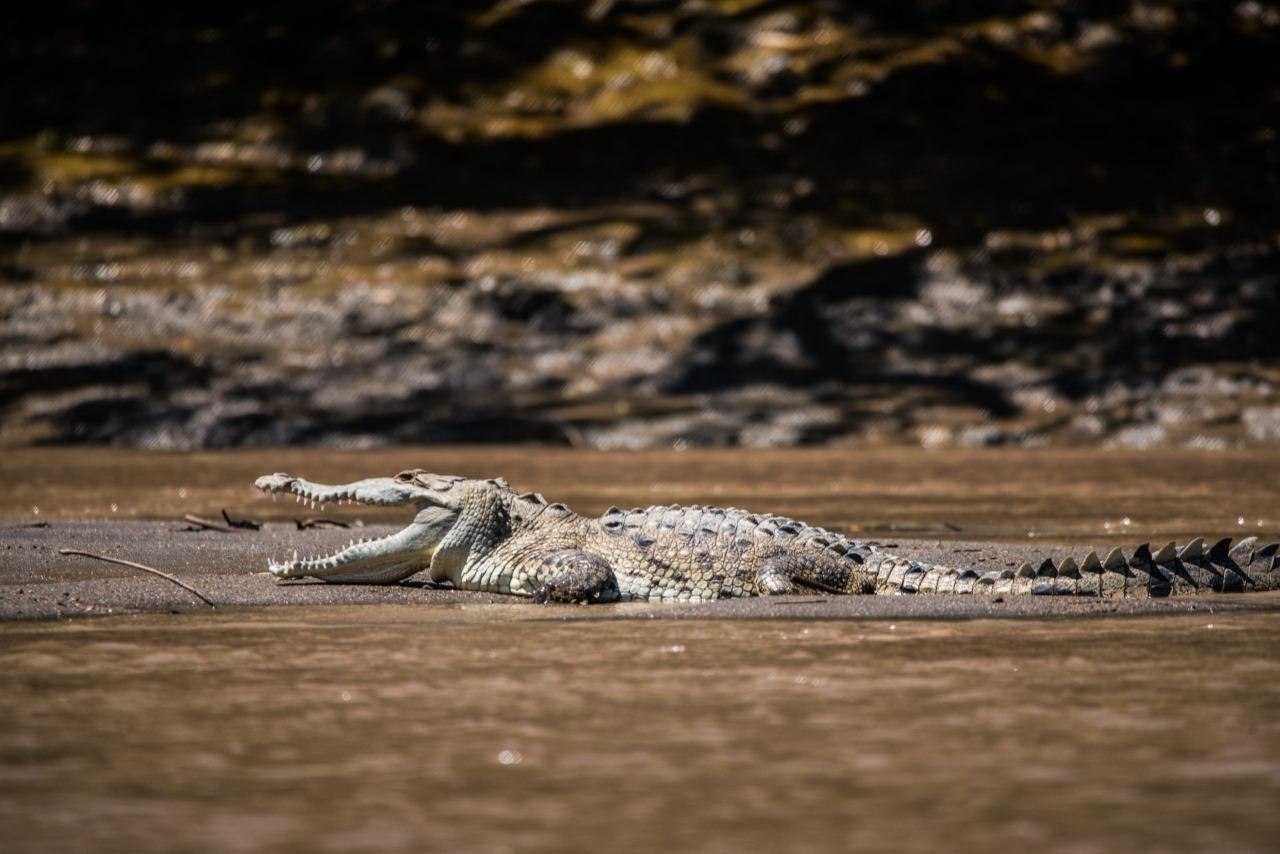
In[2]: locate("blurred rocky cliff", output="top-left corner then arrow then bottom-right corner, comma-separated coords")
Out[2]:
2,1 -> 1279,449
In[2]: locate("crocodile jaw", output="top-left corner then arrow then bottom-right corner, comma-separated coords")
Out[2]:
255,474 -> 458,580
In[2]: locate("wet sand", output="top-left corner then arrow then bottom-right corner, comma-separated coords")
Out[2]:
4,446 -> 1279,621
4,520 -> 1279,622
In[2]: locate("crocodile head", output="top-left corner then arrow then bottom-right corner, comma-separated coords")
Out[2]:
254,469 -> 509,582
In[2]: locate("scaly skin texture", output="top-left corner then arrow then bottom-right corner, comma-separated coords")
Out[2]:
255,470 -> 1280,603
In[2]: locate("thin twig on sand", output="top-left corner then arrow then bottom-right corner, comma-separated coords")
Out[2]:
221,509 -> 261,530
182,513 -> 239,533
58,549 -> 217,609
295,518 -> 351,529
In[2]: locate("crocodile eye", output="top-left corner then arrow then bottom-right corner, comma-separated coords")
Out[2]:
394,470 -> 417,483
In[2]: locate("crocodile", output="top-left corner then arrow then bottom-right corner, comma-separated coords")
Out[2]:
254,470 -> 1280,603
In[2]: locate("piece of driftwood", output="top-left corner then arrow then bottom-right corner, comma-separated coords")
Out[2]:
221,509 -> 262,531
181,514 -> 238,533
295,517 -> 352,530
58,549 -> 217,609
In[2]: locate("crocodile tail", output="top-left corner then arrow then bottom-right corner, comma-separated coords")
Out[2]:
867,537 -> 1280,597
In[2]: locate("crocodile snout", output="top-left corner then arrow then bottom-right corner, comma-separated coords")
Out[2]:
254,473 -> 295,493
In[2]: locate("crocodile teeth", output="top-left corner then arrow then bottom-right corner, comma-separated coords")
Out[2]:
1153,541 -> 1178,565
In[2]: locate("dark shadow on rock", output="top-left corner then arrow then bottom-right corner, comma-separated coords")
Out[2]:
666,252 -> 908,382
0,350 -> 212,410
661,251 -> 1020,420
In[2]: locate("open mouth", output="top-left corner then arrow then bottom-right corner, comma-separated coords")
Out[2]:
255,473 -> 454,583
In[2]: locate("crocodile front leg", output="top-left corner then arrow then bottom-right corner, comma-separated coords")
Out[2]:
531,550 -> 620,604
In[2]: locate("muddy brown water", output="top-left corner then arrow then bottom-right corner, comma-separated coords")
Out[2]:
2,609 -> 1278,852
2,447 -> 1279,851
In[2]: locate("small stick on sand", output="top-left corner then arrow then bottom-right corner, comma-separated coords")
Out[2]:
295,518 -> 351,530
221,509 -> 261,531
58,549 -> 217,609
182,514 -> 239,533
